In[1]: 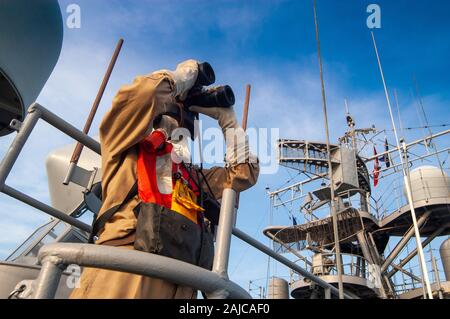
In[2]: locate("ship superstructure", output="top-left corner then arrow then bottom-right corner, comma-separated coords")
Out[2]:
262,119 -> 450,299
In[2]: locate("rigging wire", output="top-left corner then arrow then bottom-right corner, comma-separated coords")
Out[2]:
313,0 -> 344,299
371,30 -> 433,298
264,197 -> 274,298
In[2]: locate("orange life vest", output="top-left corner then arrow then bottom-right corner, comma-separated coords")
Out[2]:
137,131 -> 204,225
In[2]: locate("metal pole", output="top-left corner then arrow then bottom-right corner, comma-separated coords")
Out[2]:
235,84 -> 251,209
0,108 -> 41,188
267,232 -> 313,266
375,147 -> 450,176
365,129 -> 450,162
371,31 -> 433,299
37,104 -> 101,155
232,227 -> 357,299
2,185 -> 92,232
381,209 -> 431,272
65,39 -> 124,185
402,140 -> 434,299
37,243 -> 251,299
212,188 -> 237,279
33,257 -> 64,299
241,84 -> 251,131
357,230 -> 390,298
313,0 -> 344,299
387,222 -> 450,278
70,39 -> 123,164
391,264 -> 422,283
431,254 -> 443,299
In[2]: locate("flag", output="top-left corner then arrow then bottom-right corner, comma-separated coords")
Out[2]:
292,216 -> 298,226
373,146 -> 380,187
384,137 -> 390,168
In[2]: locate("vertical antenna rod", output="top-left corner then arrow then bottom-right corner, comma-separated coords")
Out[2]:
313,0 -> 345,299
242,84 -> 251,130
64,38 -> 124,185
371,31 -> 433,299
235,84 -> 252,209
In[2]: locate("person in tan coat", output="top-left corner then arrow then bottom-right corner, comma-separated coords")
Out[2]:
70,60 -> 259,299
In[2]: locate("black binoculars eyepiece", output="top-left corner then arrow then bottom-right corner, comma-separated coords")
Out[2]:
163,61 -> 235,139
184,62 -> 235,109
184,85 -> 235,108
195,62 -> 215,87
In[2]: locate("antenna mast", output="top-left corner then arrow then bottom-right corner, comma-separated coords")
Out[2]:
313,0 -> 345,299
371,31 -> 433,299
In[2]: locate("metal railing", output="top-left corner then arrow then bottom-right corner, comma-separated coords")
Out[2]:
372,173 -> 450,220
290,253 -> 370,283
390,250 -> 447,296
0,104 -> 357,299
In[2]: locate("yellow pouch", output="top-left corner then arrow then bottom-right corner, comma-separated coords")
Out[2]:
171,179 -> 205,224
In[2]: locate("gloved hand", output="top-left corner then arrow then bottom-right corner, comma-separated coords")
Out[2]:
189,105 -> 256,165
188,105 -> 239,133
154,59 -> 199,100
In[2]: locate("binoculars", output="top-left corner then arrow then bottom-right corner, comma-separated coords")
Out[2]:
176,62 -> 235,138
183,62 -> 235,109
157,62 -> 235,139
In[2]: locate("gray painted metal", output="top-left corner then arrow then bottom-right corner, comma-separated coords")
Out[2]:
212,189 -> 236,279
290,274 -> 373,297
356,231 -> 388,298
0,104 -> 100,189
332,146 -> 359,193
381,209 -> 432,273
356,231 -> 376,265
0,0 -> 63,136
232,227 -> 357,299
267,277 -> 289,299
33,243 -> 251,299
440,238 -> 450,281
0,103 -> 102,233
431,256 -> 444,299
398,281 -> 450,299
46,143 -> 101,214
0,108 -> 41,188
405,166 -> 450,203
33,257 -> 64,299
387,222 -> 450,278
2,185 -> 91,233
0,262 -> 72,299
36,104 -> 101,155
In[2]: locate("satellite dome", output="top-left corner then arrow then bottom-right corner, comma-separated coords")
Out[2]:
403,166 -> 450,203
0,0 -> 63,136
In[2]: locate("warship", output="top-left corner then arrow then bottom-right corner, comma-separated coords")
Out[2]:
0,1 -> 449,299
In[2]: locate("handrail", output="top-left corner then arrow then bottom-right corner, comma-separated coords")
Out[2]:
0,103 -> 95,233
34,243 -> 251,299
1,104 -> 357,299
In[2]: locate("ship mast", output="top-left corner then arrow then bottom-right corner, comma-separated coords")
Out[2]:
370,31 -> 434,299
313,0 -> 345,299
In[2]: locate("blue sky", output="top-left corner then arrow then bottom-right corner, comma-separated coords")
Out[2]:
1,0 -> 449,296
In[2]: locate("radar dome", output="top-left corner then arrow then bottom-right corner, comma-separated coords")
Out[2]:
403,166 -> 450,203
0,0 -> 63,136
